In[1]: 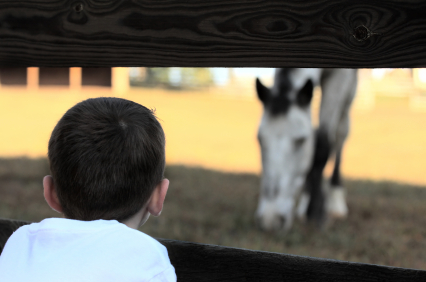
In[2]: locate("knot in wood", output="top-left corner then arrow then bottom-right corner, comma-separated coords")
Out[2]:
74,3 -> 83,13
353,25 -> 371,41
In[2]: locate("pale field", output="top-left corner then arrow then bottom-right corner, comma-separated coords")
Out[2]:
0,78 -> 425,185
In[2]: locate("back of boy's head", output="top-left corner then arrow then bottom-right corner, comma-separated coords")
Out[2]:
48,97 -> 165,222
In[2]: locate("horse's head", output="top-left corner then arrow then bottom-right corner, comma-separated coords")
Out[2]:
255,69 -> 319,232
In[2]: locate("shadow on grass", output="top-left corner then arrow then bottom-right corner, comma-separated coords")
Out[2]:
0,158 -> 425,269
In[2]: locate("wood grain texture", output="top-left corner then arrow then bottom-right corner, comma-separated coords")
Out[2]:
0,0 -> 426,68
1,218 -> 426,281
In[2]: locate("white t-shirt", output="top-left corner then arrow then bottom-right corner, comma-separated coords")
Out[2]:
0,218 -> 176,282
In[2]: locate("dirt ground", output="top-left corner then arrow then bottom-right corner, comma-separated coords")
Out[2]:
0,159 -> 425,270
0,81 -> 425,185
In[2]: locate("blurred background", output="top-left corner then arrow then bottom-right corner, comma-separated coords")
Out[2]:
0,67 -> 425,269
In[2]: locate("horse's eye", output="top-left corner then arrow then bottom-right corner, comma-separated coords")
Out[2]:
294,137 -> 306,149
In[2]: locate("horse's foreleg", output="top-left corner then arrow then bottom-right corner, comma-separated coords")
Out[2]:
326,109 -> 351,218
319,68 -> 357,220
331,150 -> 342,186
327,149 -> 348,218
306,129 -> 330,227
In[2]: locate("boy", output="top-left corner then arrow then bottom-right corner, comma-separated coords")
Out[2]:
0,97 -> 176,281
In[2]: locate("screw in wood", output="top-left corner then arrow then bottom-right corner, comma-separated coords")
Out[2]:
353,25 -> 371,41
74,3 -> 83,13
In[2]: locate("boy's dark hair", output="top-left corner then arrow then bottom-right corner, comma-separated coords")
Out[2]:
48,97 -> 165,221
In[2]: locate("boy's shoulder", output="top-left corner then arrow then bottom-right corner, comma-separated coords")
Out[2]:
34,218 -> 169,259
0,218 -> 176,282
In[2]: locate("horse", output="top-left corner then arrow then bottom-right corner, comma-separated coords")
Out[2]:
255,68 -> 357,232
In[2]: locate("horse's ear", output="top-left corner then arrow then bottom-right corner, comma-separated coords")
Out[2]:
256,78 -> 270,103
296,79 -> 313,107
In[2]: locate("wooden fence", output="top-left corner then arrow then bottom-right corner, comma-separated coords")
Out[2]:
1,218 -> 426,281
1,0 -> 426,280
0,0 -> 426,68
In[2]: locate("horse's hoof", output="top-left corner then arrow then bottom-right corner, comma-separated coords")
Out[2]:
327,188 -> 348,218
296,192 -> 310,221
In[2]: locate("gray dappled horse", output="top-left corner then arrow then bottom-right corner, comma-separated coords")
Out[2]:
255,69 -> 357,232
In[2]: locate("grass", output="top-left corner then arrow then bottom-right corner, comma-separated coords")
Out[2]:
0,158 -> 425,270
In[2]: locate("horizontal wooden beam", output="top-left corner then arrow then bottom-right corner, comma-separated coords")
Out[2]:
1,218 -> 426,281
0,0 -> 426,68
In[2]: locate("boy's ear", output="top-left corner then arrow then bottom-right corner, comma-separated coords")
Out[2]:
147,178 -> 169,217
43,175 -> 63,214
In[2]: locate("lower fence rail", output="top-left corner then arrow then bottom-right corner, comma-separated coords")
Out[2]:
1,218 -> 425,282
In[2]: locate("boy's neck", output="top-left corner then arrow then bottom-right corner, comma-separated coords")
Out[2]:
122,208 -> 150,229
